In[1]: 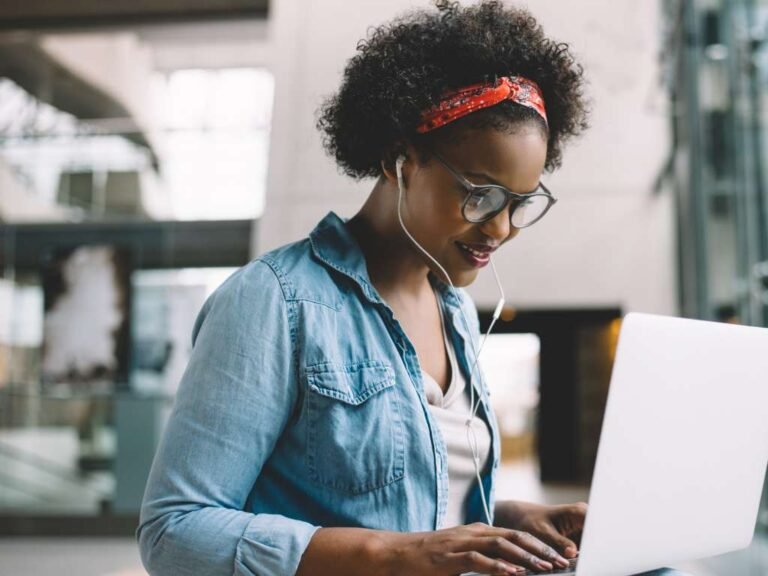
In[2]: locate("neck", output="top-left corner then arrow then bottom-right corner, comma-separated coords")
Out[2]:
347,177 -> 434,304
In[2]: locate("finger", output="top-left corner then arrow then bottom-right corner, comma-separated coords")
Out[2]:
557,502 -> 588,524
552,503 -> 588,540
537,523 -> 579,559
503,529 -> 571,568
568,502 -> 588,528
444,550 -> 525,575
457,535 -> 559,572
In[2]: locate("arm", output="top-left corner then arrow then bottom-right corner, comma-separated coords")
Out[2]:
295,527 -> 387,576
296,524 -> 572,576
137,261 -> 318,576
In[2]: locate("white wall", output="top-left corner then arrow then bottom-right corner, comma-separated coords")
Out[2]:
41,33 -> 156,141
257,0 -> 677,315
139,20 -> 270,71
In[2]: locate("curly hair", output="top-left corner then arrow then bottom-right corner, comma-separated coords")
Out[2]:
316,0 -> 589,179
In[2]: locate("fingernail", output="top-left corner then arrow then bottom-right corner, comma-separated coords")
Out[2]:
537,560 -> 552,570
565,546 -> 577,557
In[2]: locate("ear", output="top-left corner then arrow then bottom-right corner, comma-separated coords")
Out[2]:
381,153 -> 405,183
380,142 -> 412,184
380,157 -> 398,184
381,156 -> 409,192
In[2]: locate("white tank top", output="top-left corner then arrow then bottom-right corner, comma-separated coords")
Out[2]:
421,293 -> 492,528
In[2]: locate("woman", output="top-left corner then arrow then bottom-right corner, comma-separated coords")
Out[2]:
138,2 -> 686,575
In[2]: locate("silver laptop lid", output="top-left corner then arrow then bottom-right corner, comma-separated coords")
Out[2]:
577,313 -> 768,576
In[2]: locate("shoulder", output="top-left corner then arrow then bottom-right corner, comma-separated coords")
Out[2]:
207,237 -> 346,315
209,257 -> 286,309
256,238 -> 347,310
192,259 -> 289,345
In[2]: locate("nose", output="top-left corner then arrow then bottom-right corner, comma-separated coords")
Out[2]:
479,205 -> 517,242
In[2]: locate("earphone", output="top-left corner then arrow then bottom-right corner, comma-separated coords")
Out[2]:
395,154 -> 506,527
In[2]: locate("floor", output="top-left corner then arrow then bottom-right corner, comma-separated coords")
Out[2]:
0,458 -> 766,575
0,539 -> 146,576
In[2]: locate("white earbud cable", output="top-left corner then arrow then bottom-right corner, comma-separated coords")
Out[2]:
395,156 -> 505,527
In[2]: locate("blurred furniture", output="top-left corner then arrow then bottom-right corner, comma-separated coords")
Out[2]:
479,308 -> 622,484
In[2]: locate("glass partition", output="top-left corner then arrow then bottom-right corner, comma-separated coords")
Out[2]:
0,260 -> 237,524
666,0 -> 768,325
0,43 -> 270,533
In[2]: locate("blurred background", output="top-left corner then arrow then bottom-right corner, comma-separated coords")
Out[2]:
0,0 -> 765,574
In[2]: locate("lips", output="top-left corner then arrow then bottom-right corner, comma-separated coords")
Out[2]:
456,241 -> 497,257
456,241 -> 495,267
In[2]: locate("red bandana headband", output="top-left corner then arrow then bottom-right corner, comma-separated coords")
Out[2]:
416,75 -> 547,133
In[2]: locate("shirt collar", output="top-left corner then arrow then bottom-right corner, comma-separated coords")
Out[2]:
308,210 -> 465,314
308,211 -> 385,306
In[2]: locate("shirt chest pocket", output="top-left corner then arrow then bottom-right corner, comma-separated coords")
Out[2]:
304,360 -> 405,495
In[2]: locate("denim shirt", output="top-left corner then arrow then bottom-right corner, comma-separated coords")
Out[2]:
137,211 -> 501,576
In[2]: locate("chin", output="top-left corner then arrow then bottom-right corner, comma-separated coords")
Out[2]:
454,269 -> 480,288
434,266 -> 478,288
428,250 -> 481,287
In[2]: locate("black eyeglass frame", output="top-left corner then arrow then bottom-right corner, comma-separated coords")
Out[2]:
432,152 -> 557,229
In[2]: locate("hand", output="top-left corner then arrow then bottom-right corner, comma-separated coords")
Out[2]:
378,522 -> 572,575
494,500 -> 588,560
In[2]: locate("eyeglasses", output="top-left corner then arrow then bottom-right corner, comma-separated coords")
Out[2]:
433,152 -> 557,228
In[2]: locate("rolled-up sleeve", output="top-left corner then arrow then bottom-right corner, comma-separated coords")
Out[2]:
137,260 -> 320,576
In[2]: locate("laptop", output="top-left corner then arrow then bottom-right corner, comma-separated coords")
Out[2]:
468,312 -> 768,576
